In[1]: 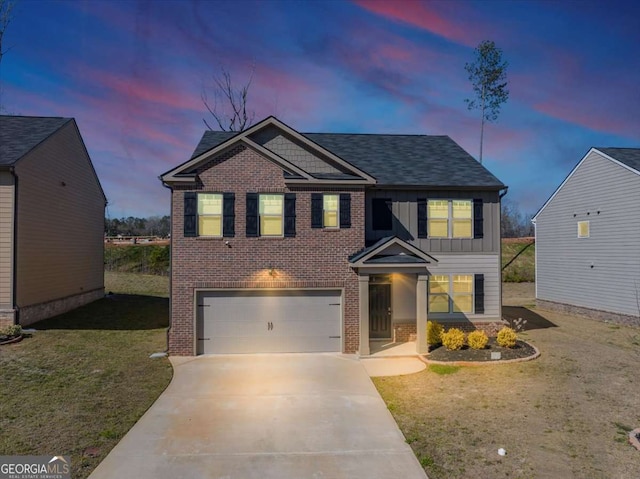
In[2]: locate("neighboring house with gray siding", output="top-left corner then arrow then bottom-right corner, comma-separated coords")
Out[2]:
161,116 -> 506,356
533,147 -> 640,324
0,116 -> 106,327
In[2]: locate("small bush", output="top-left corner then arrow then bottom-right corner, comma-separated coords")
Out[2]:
467,329 -> 489,350
497,326 -> 517,348
441,328 -> 465,351
0,324 -> 22,338
427,321 -> 443,346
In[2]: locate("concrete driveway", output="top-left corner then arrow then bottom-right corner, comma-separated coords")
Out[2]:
89,354 -> 427,479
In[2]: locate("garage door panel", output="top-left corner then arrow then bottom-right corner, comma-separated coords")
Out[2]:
197,290 -> 342,354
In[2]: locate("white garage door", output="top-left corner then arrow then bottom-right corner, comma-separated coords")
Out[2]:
196,290 -> 342,354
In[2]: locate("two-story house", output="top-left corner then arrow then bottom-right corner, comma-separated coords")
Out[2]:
160,116 -> 506,356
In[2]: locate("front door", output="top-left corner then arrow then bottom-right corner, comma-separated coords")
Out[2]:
369,283 -> 391,339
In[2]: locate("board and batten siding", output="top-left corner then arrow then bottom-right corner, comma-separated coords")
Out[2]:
535,150 -> 640,317
14,122 -> 105,308
0,171 -> 15,308
365,189 -> 501,253
427,253 -> 501,322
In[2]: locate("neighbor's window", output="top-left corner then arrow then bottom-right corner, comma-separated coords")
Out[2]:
428,275 -> 450,313
428,199 -> 472,238
323,194 -> 339,228
452,275 -> 473,313
259,194 -> 283,236
429,274 -> 473,313
577,221 -> 590,238
198,193 -> 223,237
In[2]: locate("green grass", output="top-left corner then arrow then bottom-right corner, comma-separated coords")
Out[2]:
501,239 -> 535,282
428,364 -> 461,375
0,272 -> 172,479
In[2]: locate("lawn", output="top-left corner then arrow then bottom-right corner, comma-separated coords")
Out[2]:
374,282 -> 640,478
0,272 -> 172,479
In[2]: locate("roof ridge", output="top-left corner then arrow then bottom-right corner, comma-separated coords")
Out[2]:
0,115 -> 72,120
304,132 -> 449,138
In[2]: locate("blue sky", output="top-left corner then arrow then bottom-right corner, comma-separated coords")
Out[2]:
1,0 -> 638,219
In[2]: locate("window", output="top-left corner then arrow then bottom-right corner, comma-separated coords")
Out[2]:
452,275 -> 473,313
429,274 -> 474,313
323,194 -> 339,228
259,194 -> 283,236
372,198 -> 392,230
198,193 -> 223,237
578,221 -> 590,238
428,199 -> 472,238
428,275 -> 450,313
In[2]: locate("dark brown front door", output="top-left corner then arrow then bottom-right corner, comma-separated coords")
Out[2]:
369,283 -> 391,339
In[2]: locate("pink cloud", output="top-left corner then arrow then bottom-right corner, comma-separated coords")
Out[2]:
353,0 -> 476,46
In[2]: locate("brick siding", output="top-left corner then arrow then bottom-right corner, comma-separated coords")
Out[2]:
169,145 -> 365,355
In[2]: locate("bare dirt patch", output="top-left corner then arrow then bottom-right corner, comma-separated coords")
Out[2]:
374,282 -> 640,478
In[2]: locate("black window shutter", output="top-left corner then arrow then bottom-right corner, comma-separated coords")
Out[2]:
246,193 -> 258,237
417,198 -> 427,238
339,193 -> 351,228
473,198 -> 484,239
184,192 -> 197,237
222,193 -> 235,237
311,193 -> 323,228
284,193 -> 296,237
474,274 -> 485,314
372,198 -> 392,230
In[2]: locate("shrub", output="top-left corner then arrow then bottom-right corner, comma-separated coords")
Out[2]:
441,328 -> 465,351
497,327 -> 517,348
427,321 -> 443,346
0,324 -> 22,338
467,329 -> 489,350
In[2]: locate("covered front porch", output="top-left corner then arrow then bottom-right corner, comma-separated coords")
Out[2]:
350,237 -> 435,357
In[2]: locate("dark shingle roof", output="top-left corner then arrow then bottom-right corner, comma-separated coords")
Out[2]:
597,148 -> 640,173
191,130 -> 505,188
0,116 -> 72,166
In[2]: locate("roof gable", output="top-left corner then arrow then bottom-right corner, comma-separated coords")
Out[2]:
0,116 -> 72,166
533,147 -> 640,221
349,236 -> 436,269
161,116 -> 375,185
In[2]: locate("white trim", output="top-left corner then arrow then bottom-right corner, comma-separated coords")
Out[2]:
533,148 -> 640,221
350,236 -> 437,267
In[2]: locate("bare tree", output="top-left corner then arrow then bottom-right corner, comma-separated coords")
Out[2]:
465,40 -> 509,164
201,66 -> 255,132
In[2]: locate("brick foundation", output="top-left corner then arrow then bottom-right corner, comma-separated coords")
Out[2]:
0,310 -> 16,328
537,299 -> 640,328
18,288 -> 104,326
393,323 -> 417,342
438,321 -> 505,337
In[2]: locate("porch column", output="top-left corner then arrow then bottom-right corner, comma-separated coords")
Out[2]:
416,274 -> 429,354
358,274 -> 370,356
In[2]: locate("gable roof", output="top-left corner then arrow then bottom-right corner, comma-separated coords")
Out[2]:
0,116 -> 72,166
533,147 -> 640,221
164,116 -> 505,189
596,148 -> 640,173
349,236 -> 436,269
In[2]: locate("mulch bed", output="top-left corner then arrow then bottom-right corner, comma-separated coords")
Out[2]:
427,338 -> 536,362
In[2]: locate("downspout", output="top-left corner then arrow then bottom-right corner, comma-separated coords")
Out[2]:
9,166 -> 19,325
160,178 -> 173,354
498,186 -> 508,324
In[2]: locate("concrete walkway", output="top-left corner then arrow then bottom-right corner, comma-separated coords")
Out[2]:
89,354 -> 428,479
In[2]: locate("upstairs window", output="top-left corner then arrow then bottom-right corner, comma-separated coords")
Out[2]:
323,194 -> 339,228
372,198 -> 392,230
427,199 -> 473,238
198,193 -> 223,237
259,194 -> 283,236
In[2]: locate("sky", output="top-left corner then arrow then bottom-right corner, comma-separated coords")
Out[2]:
1,0 -> 638,219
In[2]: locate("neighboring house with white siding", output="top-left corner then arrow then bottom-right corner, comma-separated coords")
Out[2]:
0,116 -> 106,327
533,147 -> 640,325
